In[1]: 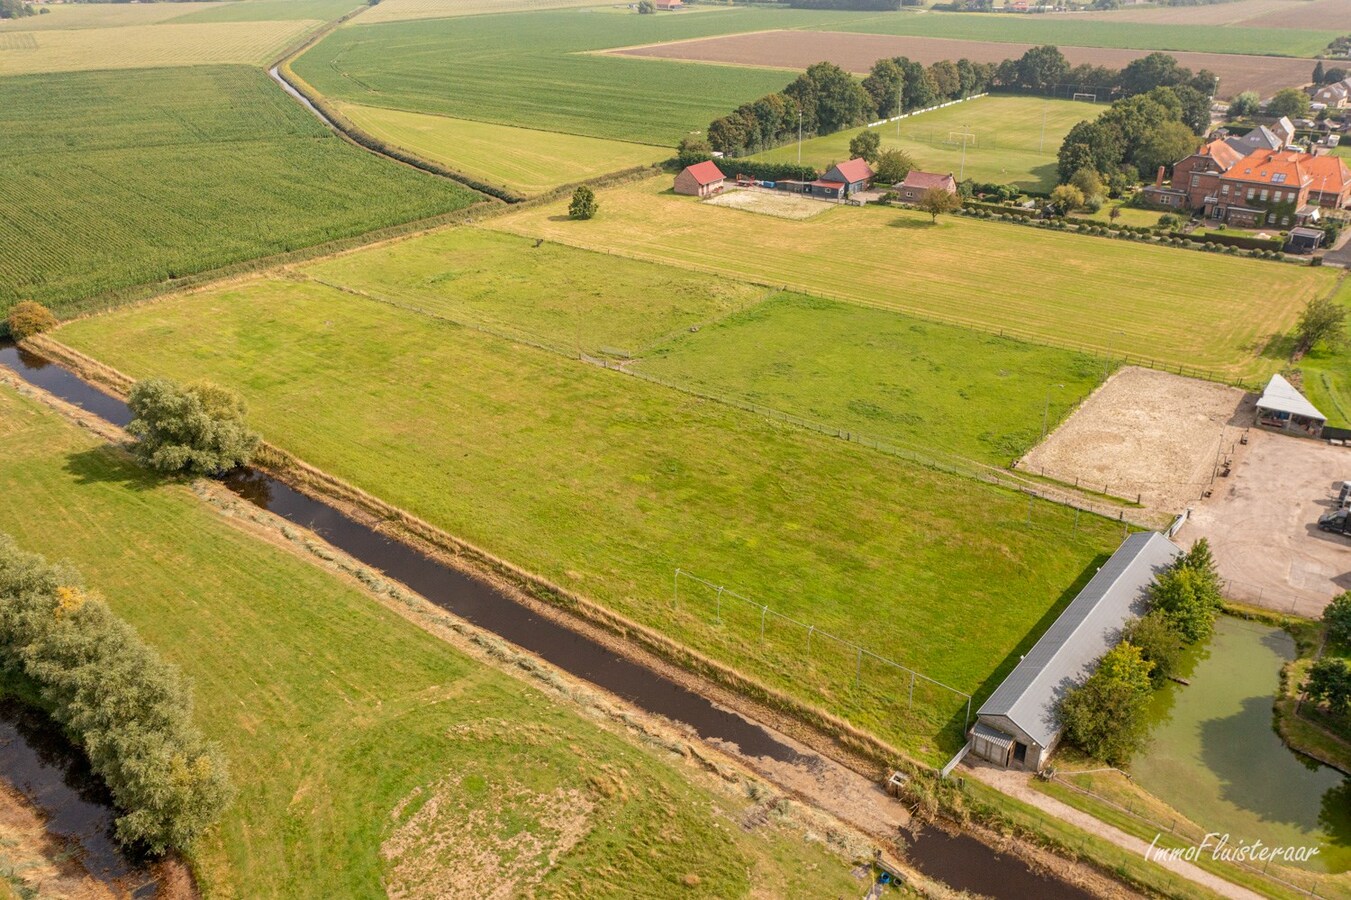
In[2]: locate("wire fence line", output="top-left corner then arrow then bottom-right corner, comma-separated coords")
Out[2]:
1049,772 -> 1327,897
582,354 -> 1167,529
672,569 -> 973,739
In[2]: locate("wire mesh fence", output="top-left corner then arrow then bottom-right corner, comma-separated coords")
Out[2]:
672,569 -> 973,747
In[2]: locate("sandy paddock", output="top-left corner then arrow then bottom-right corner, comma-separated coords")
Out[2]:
1018,366 -> 1248,514
702,187 -> 833,219
612,31 -> 1310,98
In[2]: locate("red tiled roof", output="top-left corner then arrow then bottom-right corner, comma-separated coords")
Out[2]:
829,158 -> 874,184
900,170 -> 956,191
1307,154 -> 1350,193
1222,149 -> 1311,187
1196,139 -> 1242,170
683,160 -> 724,186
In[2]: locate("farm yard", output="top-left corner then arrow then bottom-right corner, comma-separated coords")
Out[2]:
333,103 -> 666,196
489,176 -> 1336,378
0,66 -> 479,315
753,95 -> 1096,192
0,385 -> 860,899
55,274 -> 1127,758
702,188 -> 833,219
612,30 -> 1314,99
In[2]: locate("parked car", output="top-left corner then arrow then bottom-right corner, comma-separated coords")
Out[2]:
1318,508 -> 1351,535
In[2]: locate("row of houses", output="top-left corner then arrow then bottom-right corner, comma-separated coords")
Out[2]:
1143,122 -> 1351,229
674,158 -> 958,202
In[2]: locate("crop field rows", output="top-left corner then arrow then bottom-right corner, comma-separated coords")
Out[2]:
0,66 -> 480,315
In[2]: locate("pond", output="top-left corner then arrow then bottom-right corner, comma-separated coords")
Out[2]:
1132,616 -> 1351,873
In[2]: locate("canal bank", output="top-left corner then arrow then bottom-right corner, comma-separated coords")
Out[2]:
0,341 -> 1113,899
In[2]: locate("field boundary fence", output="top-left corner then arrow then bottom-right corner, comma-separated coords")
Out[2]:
672,568 -> 973,736
1048,772 -> 1327,897
582,354 -> 1166,528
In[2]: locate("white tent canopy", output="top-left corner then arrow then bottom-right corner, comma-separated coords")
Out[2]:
1256,374 -> 1325,423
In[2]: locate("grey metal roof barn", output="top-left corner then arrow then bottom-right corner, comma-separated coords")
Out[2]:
1256,374 -> 1325,422
971,532 -> 1180,770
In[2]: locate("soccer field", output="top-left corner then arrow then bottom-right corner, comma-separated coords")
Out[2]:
489,176 -> 1337,379
756,95 -> 1098,192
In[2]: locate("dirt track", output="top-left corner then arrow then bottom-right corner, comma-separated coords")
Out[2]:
611,31 -> 1312,97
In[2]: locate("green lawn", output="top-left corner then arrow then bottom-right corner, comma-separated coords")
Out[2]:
57,281 -> 1126,758
334,102 -> 666,196
0,66 -> 480,317
165,0 -> 360,23
491,176 -> 1338,379
1297,275 -> 1351,428
756,95 -> 1096,192
0,384 -> 859,898
634,292 -> 1107,466
301,227 -> 770,355
1083,199 -> 1172,228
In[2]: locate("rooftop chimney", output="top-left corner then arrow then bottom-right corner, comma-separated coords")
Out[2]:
1155,165 -> 1166,188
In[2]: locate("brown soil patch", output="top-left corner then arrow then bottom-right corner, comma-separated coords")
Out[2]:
704,187 -> 832,219
382,774 -> 594,900
1017,366 -> 1248,515
610,30 -> 1312,97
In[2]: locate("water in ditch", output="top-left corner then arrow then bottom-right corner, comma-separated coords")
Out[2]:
0,341 -> 1094,899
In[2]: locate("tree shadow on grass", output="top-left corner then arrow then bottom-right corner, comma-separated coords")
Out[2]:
887,217 -> 938,230
62,447 -> 159,493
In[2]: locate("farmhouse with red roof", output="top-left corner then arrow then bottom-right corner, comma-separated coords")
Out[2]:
673,160 -> 725,198
822,158 -> 874,195
896,170 -> 957,203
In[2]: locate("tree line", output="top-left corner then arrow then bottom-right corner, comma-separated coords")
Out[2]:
0,0 -> 35,19
706,45 -> 1219,158
0,535 -> 234,853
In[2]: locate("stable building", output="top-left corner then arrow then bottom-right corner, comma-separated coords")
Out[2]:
970,532 -> 1180,772
1255,373 -> 1326,438
673,160 -> 725,198
822,158 -> 874,195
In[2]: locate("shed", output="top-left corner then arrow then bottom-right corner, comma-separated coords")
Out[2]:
896,170 -> 957,203
1286,226 -> 1325,254
1255,373 -> 1325,438
822,158 -> 874,195
674,160 -> 725,197
971,532 -> 1180,772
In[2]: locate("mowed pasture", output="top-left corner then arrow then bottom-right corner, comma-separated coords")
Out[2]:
0,66 -> 479,316
335,103 -> 666,195
755,95 -> 1095,192
634,293 -> 1107,466
0,387 -> 857,899
303,228 -> 767,355
614,30 -> 1313,98
57,281 -> 1125,757
0,20 -> 320,74
1297,276 -> 1351,429
489,177 -> 1337,379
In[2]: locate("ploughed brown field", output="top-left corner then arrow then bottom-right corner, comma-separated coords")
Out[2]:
1074,0 -> 1351,29
610,31 -> 1312,98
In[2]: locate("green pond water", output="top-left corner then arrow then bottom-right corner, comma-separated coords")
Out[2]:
1132,617 -> 1351,874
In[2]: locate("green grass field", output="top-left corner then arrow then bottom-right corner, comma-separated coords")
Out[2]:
57,279 -> 1126,758
302,227 -> 768,355
335,103 -> 667,195
756,95 -> 1097,193
166,0 -> 360,23
489,176 -> 1337,379
0,384 -> 859,898
1296,275 -> 1351,428
0,66 -> 480,317
633,292 -> 1107,466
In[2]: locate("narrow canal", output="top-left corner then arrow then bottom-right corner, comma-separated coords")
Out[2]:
0,342 -> 1095,899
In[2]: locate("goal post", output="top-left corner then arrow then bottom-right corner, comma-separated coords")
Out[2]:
1072,91 -> 1098,103
946,130 -> 977,148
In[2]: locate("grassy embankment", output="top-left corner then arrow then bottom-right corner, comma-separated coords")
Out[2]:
0,66 -> 481,318
57,262 -> 1127,760
0,383 -> 861,898
756,95 -> 1099,193
489,176 -> 1337,380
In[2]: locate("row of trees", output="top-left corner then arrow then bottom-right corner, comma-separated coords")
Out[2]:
1056,85 -> 1208,190
0,536 -> 234,852
0,0 -> 35,19
1058,541 -> 1224,765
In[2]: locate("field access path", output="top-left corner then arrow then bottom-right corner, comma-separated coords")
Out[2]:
0,342 -> 1118,900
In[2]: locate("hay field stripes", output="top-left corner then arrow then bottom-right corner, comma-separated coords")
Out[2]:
333,102 -> 668,195
0,20 -> 324,74
487,177 -> 1335,379
355,0 -> 626,24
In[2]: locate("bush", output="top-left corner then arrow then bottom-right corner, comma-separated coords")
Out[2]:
1149,539 -> 1223,644
126,378 -> 260,476
1326,592 -> 1351,647
0,535 -> 233,852
1306,658 -> 1351,716
1058,642 -> 1154,765
1123,612 -> 1185,687
569,185 -> 598,220
5,301 -> 57,341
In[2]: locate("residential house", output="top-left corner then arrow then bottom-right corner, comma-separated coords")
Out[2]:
896,170 -> 957,202
1307,153 -> 1351,209
673,160 -> 725,197
1167,138 -> 1243,210
1224,124 -> 1284,156
1313,79 -> 1351,110
1210,148 -> 1319,228
822,158 -> 874,195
